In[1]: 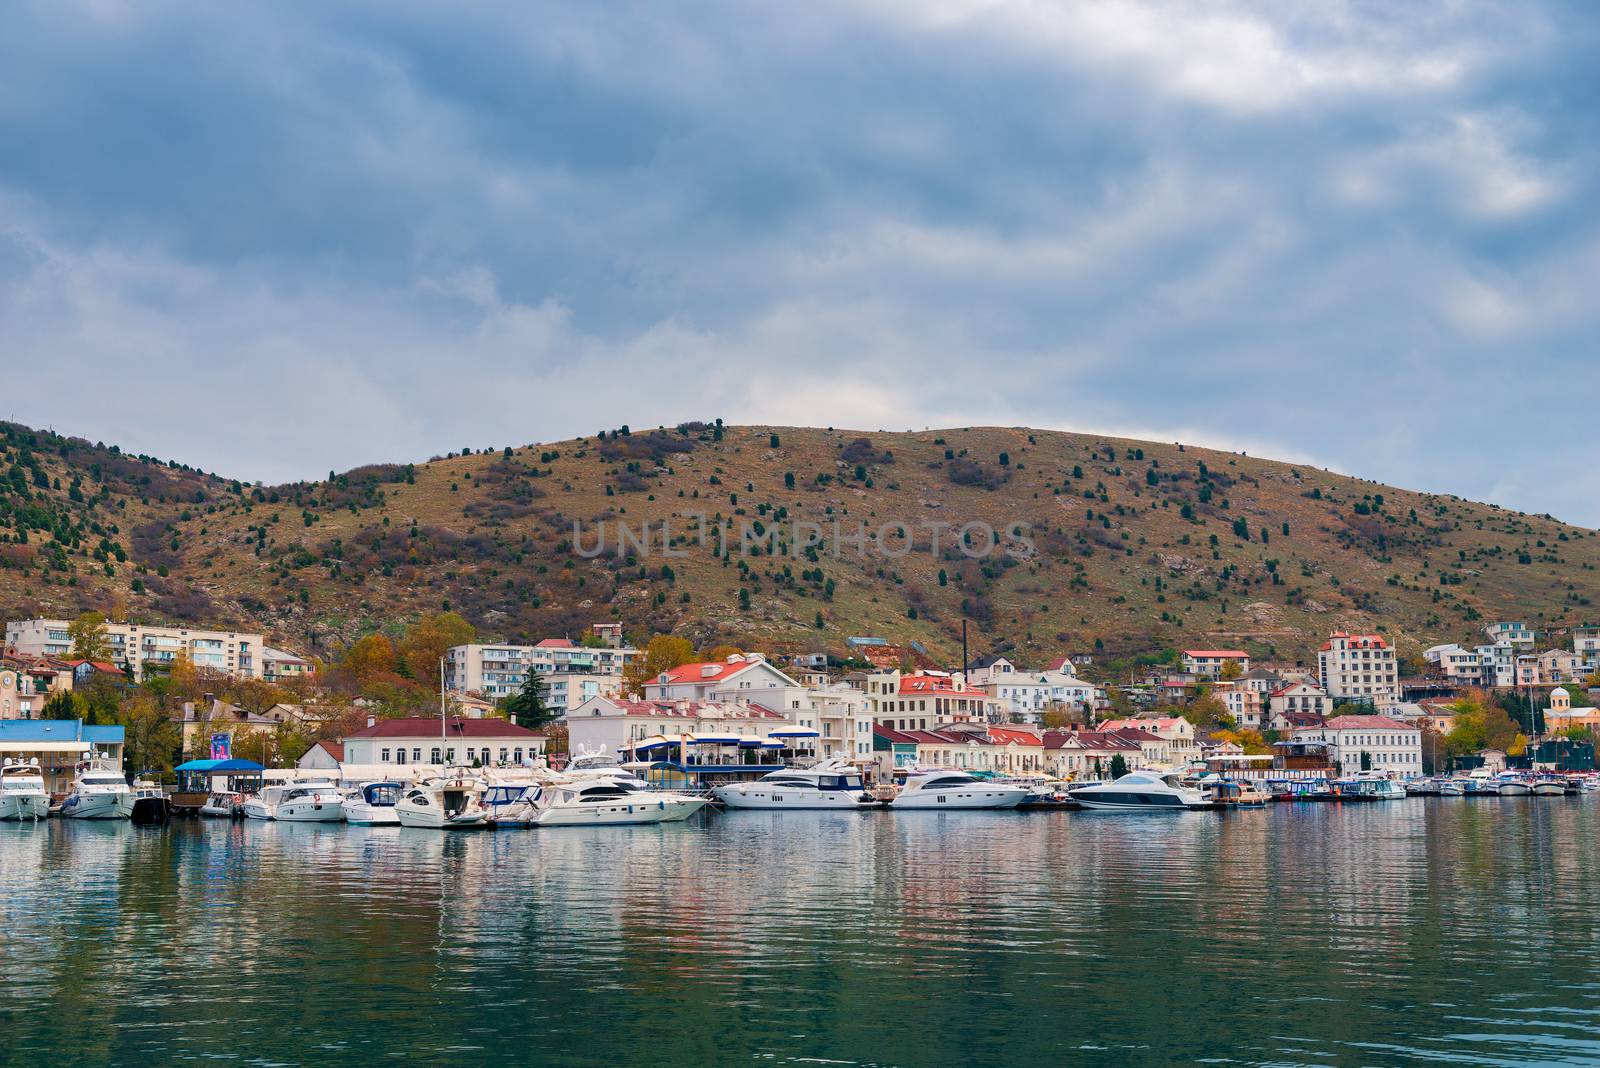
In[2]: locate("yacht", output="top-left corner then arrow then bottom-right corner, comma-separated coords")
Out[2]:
343,782 -> 404,825
0,759 -> 50,821
1532,776 -> 1568,797
531,777 -> 708,826
1495,772 -> 1531,797
714,761 -> 880,809
890,769 -> 1029,810
481,782 -> 541,826
395,774 -> 487,829
240,781 -> 345,822
1349,772 -> 1408,800
1438,778 -> 1466,796
1068,770 -> 1210,811
59,761 -> 134,820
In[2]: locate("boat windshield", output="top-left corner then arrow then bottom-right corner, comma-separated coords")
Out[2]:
483,785 -> 531,805
81,775 -> 125,787
917,775 -> 976,789
363,783 -> 402,805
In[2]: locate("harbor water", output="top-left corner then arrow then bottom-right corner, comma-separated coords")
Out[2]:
4,800 -> 1600,1066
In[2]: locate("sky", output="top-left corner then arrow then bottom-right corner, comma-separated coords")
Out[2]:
2,1 -> 1597,522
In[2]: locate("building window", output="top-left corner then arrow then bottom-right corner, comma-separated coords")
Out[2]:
381,748 -> 390,762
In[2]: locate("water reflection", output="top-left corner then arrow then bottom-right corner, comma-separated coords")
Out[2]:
4,803 -> 1600,1066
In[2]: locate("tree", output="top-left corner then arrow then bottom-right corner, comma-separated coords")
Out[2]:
342,633 -> 398,686
1360,750 -> 1372,771
1219,660 -> 1243,681
1109,753 -> 1128,778
118,695 -> 182,779
1181,690 -> 1233,731
41,690 -> 86,720
396,612 -> 476,680
622,634 -> 696,697
703,644 -> 743,662
506,670 -> 556,730
68,611 -> 112,662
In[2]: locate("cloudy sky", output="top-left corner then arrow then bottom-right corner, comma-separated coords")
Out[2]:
3,1 -> 1597,521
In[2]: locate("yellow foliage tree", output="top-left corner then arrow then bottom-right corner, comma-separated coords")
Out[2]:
623,634 -> 696,697
68,611 -> 113,662
396,612 -> 477,680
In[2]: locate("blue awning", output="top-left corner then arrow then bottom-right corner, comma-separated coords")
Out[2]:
173,758 -> 266,773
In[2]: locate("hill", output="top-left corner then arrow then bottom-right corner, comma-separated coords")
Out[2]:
2,419 -> 1597,671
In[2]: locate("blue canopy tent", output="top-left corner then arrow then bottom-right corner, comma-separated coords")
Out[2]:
172,758 -> 266,814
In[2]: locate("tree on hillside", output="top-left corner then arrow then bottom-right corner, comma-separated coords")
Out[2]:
342,633 -> 398,687
1219,660 -> 1243,681
622,634 -> 696,697
68,611 -> 112,662
41,690 -> 86,720
1180,690 -> 1234,731
703,644 -> 744,662
396,612 -> 477,680
1444,690 -> 1526,757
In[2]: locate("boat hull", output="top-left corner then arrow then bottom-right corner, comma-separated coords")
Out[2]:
59,791 -> 134,820
533,797 -> 708,826
275,795 -> 345,822
1072,795 -> 1200,811
0,794 -> 50,820
343,803 -> 401,825
715,785 -> 879,810
130,796 -> 171,824
1532,782 -> 1567,796
891,786 -> 1028,810
1498,783 -> 1531,796
395,807 -> 487,829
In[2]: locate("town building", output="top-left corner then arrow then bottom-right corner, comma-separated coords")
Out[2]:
1574,627 -> 1600,667
1211,682 -> 1263,729
1485,621 -> 1536,649
445,635 -> 640,700
567,696 -> 793,758
645,653 -> 800,702
863,670 -> 999,729
261,647 -> 313,684
341,716 -> 547,768
1288,715 -> 1422,775
1317,632 -> 1400,708
965,655 -> 1097,722
1476,642 -> 1516,688
1097,716 -> 1199,764
1042,729 -> 1145,779
1180,649 -> 1251,679
1424,644 -> 1482,684
1268,682 -> 1333,727
5,618 -> 264,682
872,724 -> 1046,776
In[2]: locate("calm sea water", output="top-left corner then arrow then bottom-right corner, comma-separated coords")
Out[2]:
3,801 -> 1600,1067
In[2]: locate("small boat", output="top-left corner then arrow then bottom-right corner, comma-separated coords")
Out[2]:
0,759 -> 50,821
199,792 -> 244,818
59,761 -> 134,820
129,780 -> 171,824
240,781 -> 345,822
1531,777 -> 1568,797
1581,778 -> 1600,794
396,774 -> 487,829
890,769 -> 1030,810
343,781 -> 404,825
1068,770 -> 1210,811
715,760 -> 881,810
531,777 -> 708,826
1437,778 -> 1466,796
1495,773 -> 1531,797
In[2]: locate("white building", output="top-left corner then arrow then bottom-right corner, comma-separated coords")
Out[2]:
1317,632 -> 1399,709
1574,627 -> 1600,668
1212,683 -> 1263,729
261,646 -> 312,684
966,656 -> 1097,723
341,716 -> 548,768
1475,642 -> 1516,688
1485,621 -> 1535,649
862,670 -> 1000,729
646,656 -> 872,758
1268,682 -> 1333,726
445,637 -> 640,700
1424,643 -> 1482,684
5,618 -> 263,682
1289,715 -> 1421,776
567,696 -> 794,758
1180,649 -> 1250,679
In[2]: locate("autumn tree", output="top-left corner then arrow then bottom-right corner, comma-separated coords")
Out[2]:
118,694 -> 182,778
622,634 -> 696,697
395,612 -> 477,681
1219,660 -> 1243,681
341,633 -> 398,687
68,611 -> 112,662
703,644 -> 744,662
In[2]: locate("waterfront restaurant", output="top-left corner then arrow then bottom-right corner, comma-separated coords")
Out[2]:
0,719 -> 125,796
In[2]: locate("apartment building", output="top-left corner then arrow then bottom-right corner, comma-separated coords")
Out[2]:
261,646 -> 312,684
1574,627 -> 1600,667
1317,632 -> 1399,709
863,670 -> 999,729
1289,715 -> 1422,776
5,618 -> 263,682
1180,649 -> 1250,679
445,636 -> 640,699
964,655 -> 1097,722
1424,643 -> 1482,684
1485,621 -> 1536,649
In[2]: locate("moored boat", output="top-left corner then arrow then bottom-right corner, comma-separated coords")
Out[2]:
1531,777 -> 1567,797
129,780 -> 171,824
343,781 -> 404,825
0,759 -> 51,821
59,761 -> 134,820
890,769 -> 1029,810
199,792 -> 244,818
1068,770 -> 1210,811
240,781 -> 345,822
396,773 -> 487,829
531,777 -> 708,826
715,760 -> 880,810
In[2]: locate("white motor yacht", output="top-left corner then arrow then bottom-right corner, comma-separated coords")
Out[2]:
343,781 -> 404,825
531,777 -> 708,826
481,782 -> 541,826
714,761 -> 880,810
59,761 -> 134,820
889,769 -> 1029,810
0,759 -> 50,821
395,774 -> 487,829
1068,770 -> 1210,811
240,781 -> 345,822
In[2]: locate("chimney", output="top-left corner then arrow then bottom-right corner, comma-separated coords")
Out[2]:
366,715 -> 376,728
